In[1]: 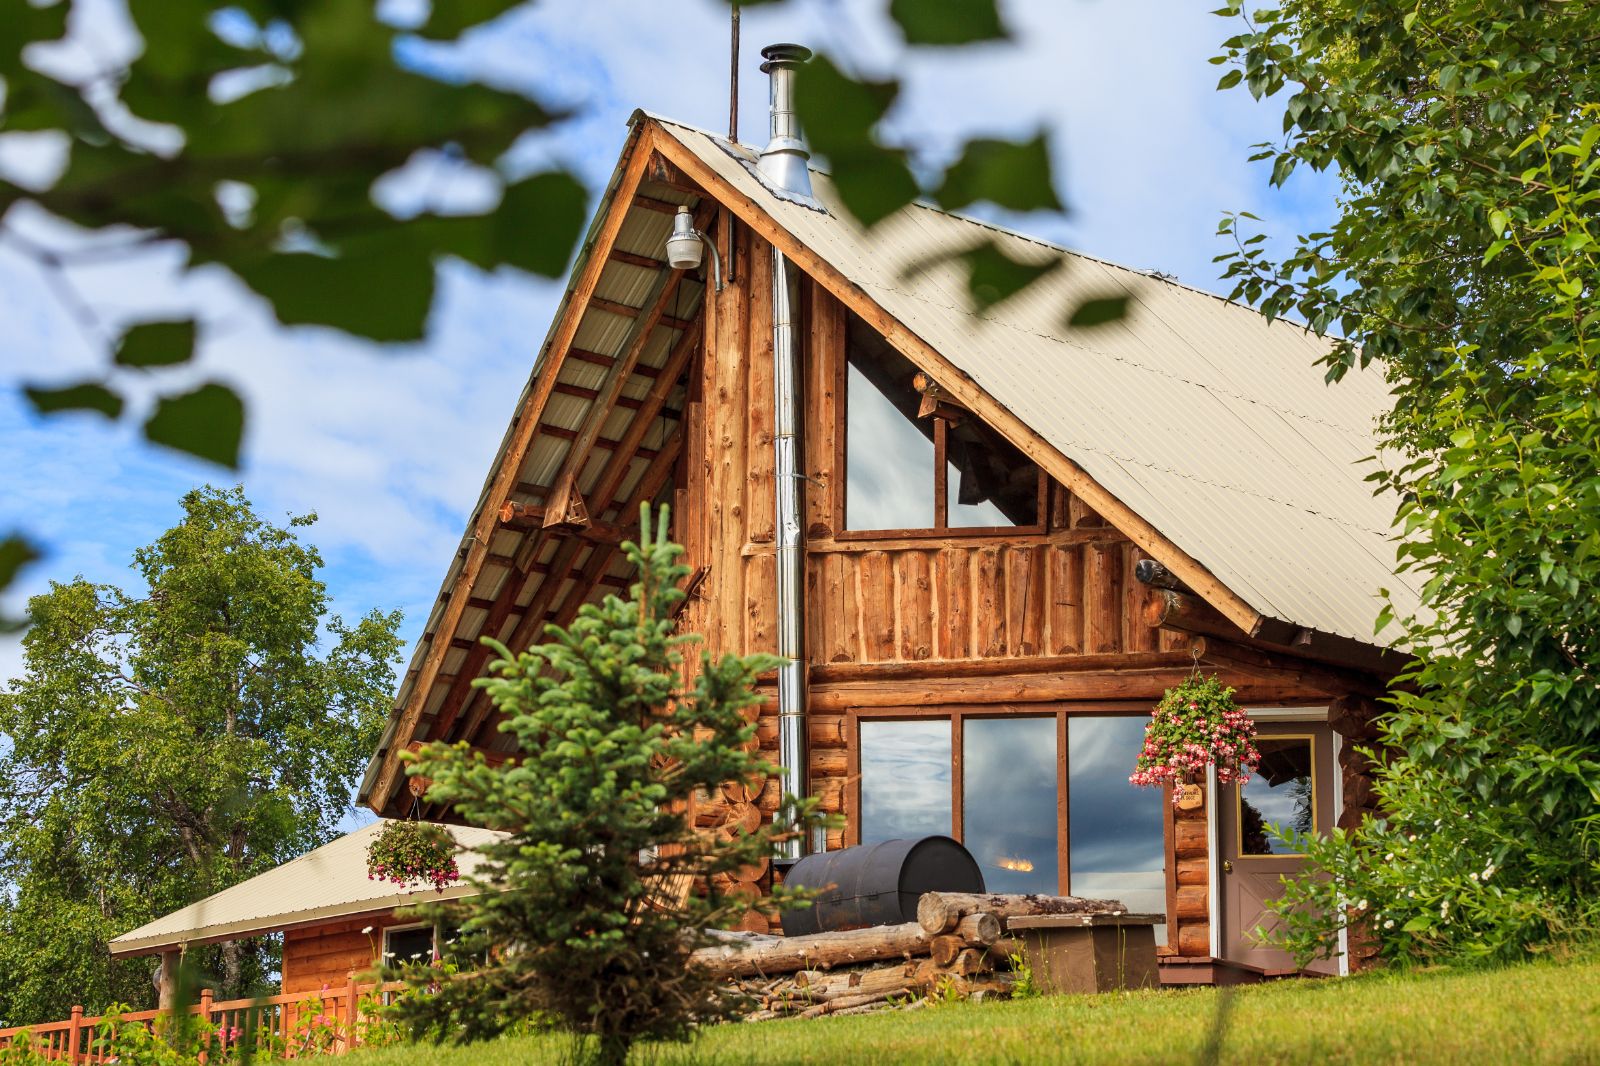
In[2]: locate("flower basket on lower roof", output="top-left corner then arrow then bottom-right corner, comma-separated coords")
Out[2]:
366,820 -> 460,892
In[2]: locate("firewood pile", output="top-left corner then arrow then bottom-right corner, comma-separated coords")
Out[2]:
692,891 -> 1127,1021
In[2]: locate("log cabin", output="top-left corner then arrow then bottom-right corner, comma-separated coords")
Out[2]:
354,46 -> 1417,985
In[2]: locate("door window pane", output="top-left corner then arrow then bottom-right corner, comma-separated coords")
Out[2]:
845,320 -> 935,530
1239,736 -> 1315,856
1068,717 -> 1166,919
962,717 -> 1058,893
859,719 -> 951,843
945,420 -> 1039,528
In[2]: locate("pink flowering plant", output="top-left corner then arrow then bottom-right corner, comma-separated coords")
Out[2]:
1129,674 -> 1260,803
366,821 -> 459,891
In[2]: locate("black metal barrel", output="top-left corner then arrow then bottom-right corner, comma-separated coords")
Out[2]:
779,836 -> 985,936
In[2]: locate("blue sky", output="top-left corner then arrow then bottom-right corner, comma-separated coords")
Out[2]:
0,0 -> 1336,731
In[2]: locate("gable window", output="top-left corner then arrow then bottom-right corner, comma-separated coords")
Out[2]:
842,314 -> 1042,534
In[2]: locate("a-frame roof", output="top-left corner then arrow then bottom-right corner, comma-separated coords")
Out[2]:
359,112 -> 1415,817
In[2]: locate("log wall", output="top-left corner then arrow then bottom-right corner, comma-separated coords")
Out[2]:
674,229 -> 1359,945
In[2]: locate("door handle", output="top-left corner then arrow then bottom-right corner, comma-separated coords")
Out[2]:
1222,860 -> 1234,874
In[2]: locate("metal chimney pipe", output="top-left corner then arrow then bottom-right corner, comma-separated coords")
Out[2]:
757,43 -> 814,199
771,244 -> 810,862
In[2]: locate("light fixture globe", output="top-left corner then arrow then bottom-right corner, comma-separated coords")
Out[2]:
665,206 -> 704,270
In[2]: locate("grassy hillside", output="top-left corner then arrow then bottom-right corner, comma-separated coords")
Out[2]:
351,950 -> 1600,1065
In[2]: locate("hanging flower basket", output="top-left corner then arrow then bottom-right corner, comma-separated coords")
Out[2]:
366,821 -> 460,892
1129,674 -> 1260,804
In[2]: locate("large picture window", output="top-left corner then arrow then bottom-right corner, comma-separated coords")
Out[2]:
851,710 -> 1166,932
842,314 -> 1041,534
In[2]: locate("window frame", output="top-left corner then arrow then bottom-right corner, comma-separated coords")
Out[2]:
834,342 -> 1048,541
382,921 -> 436,965
846,704 -> 1163,896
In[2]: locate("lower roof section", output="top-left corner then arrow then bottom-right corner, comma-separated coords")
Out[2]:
108,821 -> 505,958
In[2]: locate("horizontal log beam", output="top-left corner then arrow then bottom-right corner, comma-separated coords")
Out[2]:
498,502 -> 625,544
809,650 -> 1195,685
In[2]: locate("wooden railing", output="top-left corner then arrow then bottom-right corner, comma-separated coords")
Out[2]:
0,975 -> 408,1063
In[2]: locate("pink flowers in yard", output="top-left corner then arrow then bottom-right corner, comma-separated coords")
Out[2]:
1129,675 -> 1261,805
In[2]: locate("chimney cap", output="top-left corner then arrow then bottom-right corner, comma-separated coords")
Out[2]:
760,42 -> 813,70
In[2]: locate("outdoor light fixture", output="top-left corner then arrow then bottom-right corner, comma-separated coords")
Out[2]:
664,205 -> 723,292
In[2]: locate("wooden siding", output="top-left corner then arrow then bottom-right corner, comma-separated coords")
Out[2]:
281,914 -> 406,997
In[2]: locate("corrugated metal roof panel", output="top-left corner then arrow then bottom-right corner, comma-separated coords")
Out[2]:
653,117 -> 1417,644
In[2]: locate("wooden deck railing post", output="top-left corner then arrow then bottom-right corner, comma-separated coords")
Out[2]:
345,972 -> 359,1053
67,1005 -> 82,1064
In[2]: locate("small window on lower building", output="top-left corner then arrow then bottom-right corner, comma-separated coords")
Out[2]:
384,924 -> 436,966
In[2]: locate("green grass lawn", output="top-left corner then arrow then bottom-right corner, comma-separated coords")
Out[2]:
351,950 -> 1600,1065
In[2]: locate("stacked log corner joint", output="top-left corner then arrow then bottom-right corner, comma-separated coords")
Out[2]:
691,891 -> 1127,1021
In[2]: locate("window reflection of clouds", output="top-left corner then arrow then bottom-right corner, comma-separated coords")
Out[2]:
860,719 -> 951,843
1240,738 -> 1313,854
963,717 -> 1058,893
845,363 -> 934,530
1069,717 -> 1166,917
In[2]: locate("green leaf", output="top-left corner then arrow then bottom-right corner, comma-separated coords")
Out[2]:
959,240 -> 1059,313
1403,11 -> 1419,31
115,319 -> 197,368
0,535 -> 41,592
419,0 -> 527,39
1217,69 -> 1243,91
0,534 -> 42,633
936,133 -> 1064,214
794,54 -> 918,227
1401,916 -> 1433,933
25,382 -> 125,419
235,240 -> 435,341
1066,294 -> 1131,329
888,0 -> 1008,45
144,383 -> 246,467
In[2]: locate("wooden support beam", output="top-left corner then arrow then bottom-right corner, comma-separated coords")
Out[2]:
456,432 -> 688,748
608,248 -> 666,271
633,193 -> 682,215
646,151 -> 699,194
1142,588 -> 1248,642
538,424 -> 662,460
1190,635 -> 1385,699
498,501 -> 625,545
566,348 -> 663,378
1133,558 -> 1192,594
542,471 -> 590,532
912,371 -> 965,422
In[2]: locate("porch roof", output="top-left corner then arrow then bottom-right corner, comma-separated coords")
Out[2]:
108,821 -> 505,958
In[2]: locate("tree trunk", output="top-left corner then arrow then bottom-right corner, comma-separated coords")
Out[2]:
692,922 -> 933,979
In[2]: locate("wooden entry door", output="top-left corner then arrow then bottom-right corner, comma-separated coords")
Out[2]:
1218,721 -> 1337,975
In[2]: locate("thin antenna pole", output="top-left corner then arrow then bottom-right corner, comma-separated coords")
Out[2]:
728,5 -> 741,143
